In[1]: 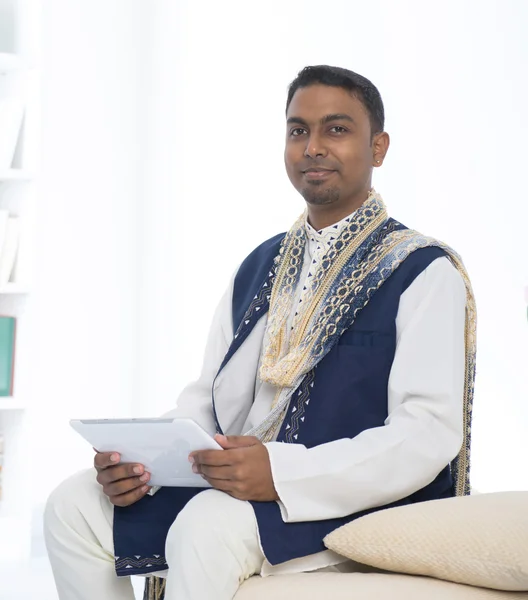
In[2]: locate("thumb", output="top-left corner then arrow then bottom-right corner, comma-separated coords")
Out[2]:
214,434 -> 259,449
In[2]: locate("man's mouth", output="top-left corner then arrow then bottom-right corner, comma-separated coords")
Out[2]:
303,168 -> 336,180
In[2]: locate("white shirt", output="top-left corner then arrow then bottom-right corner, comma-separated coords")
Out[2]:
164,213 -> 467,574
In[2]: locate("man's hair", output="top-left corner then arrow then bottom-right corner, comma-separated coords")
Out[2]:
286,65 -> 385,136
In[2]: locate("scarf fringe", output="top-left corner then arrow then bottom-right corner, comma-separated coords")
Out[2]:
143,576 -> 166,600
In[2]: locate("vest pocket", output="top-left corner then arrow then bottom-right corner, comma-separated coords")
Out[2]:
335,344 -> 392,377
337,329 -> 393,348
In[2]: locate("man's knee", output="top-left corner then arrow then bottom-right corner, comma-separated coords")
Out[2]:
167,490 -> 222,545
166,489 -> 248,552
165,489 -> 263,580
44,468 -> 100,534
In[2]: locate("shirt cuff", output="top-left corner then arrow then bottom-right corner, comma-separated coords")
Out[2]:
265,441 -> 310,522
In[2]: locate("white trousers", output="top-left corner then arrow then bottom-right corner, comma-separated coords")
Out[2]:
44,469 -> 265,600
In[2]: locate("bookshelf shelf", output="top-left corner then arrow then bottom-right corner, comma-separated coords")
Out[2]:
0,397 -> 25,411
0,283 -> 30,294
0,169 -> 33,182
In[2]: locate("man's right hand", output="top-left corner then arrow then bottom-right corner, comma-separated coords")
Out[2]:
94,451 -> 151,507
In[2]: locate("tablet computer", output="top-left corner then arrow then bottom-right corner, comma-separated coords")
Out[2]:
70,417 -> 222,487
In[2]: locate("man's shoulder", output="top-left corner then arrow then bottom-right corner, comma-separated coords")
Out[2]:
236,232 -> 286,275
386,225 -> 464,294
244,232 -> 286,261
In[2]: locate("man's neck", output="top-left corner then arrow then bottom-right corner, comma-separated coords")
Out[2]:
306,190 -> 371,231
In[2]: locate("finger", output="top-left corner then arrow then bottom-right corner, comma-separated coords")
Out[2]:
94,451 -> 121,470
188,436 -> 256,461
204,477 -> 249,501
198,464 -> 234,481
105,472 -> 150,497
110,484 -> 151,507
96,463 -> 146,486
188,446 -> 228,461
214,434 -> 259,449
203,476 -> 236,494
192,449 -> 237,467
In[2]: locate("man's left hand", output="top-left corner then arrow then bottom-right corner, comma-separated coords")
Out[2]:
189,435 -> 279,502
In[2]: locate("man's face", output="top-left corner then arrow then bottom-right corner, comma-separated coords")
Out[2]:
284,84 -> 376,208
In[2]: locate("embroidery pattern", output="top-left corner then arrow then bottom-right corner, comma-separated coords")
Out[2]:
116,554 -> 167,574
283,369 -> 315,443
233,269 -> 275,341
212,263 -> 278,434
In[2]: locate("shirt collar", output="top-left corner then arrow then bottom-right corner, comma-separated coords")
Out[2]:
304,210 -> 356,254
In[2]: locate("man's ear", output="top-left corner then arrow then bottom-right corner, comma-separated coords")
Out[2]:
372,131 -> 390,166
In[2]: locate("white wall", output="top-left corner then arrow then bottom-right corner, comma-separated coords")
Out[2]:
31,0 -> 145,501
31,0 -> 528,506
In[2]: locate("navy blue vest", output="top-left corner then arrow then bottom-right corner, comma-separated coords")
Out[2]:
113,226 -> 453,575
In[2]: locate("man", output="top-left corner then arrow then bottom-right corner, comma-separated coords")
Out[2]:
44,65 -> 476,600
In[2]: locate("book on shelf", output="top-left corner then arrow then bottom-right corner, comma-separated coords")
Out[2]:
0,316 -> 16,397
0,211 -> 20,288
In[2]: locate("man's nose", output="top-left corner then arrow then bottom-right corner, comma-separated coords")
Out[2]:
304,134 -> 328,159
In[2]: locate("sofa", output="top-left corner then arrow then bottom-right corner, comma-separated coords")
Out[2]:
144,491 -> 528,599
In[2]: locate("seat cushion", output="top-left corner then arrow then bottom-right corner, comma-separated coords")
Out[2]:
324,491 -> 528,591
235,572 -> 528,600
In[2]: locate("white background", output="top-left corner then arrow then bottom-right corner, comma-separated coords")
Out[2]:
26,0 -> 528,512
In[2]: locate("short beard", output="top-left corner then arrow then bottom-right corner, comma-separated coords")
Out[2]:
300,183 -> 340,206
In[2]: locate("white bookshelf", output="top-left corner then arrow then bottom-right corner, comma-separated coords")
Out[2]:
0,397 -> 26,410
0,0 -> 40,561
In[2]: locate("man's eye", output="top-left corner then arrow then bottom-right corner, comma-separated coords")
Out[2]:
330,126 -> 347,134
290,128 -> 306,137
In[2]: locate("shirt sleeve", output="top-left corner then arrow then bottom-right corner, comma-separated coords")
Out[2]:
265,256 -> 467,522
160,275 -> 235,435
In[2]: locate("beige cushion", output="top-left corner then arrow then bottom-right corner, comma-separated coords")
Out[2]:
324,491 -> 528,591
235,572 -> 528,600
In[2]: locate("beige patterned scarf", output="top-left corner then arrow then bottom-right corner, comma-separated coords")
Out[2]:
250,191 -> 476,496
